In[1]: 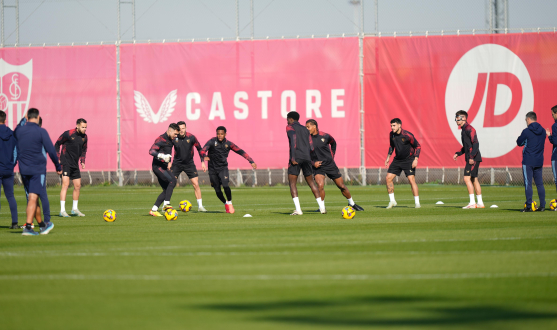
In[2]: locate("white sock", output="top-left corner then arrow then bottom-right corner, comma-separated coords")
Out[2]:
389,193 -> 395,202
414,196 -> 420,204
469,194 -> 475,204
151,205 -> 158,212
164,201 -> 170,206
60,201 -> 65,212
293,197 -> 301,212
197,199 -> 203,207
477,195 -> 483,205
226,201 -> 232,205
347,197 -> 354,206
72,200 -> 78,210
316,197 -> 324,209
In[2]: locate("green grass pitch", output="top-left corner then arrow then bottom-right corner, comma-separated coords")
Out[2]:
1,184 -> 556,330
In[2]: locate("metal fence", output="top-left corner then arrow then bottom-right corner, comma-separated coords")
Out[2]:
10,166 -> 555,188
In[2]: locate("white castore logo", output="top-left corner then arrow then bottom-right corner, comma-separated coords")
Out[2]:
445,44 -> 533,158
0,59 -> 33,129
134,90 -> 177,124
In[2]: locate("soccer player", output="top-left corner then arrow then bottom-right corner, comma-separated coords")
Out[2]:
305,119 -> 364,212
148,123 -> 180,216
14,108 -> 62,235
545,105 -> 557,205
171,121 -> 207,212
517,111 -> 546,212
201,126 -> 256,214
286,112 -> 323,215
453,110 -> 485,209
55,118 -> 88,217
384,118 -> 421,209
0,110 -> 19,229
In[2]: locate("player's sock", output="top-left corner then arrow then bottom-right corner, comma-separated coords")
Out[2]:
469,194 -> 475,204
347,197 -> 355,206
414,196 -> 420,204
163,201 -> 170,206
151,205 -> 158,212
477,195 -> 483,205
293,197 -> 302,213
60,201 -> 65,212
316,197 -> 324,209
72,200 -> 78,210
197,199 -> 203,207
225,201 -> 232,205
388,193 -> 395,202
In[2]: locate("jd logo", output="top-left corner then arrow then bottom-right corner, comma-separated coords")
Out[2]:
0,59 -> 33,129
445,44 -> 533,158
134,90 -> 177,124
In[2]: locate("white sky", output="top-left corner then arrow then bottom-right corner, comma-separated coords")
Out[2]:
1,0 -> 556,44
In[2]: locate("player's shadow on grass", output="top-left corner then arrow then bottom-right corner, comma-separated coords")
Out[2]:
198,295 -> 557,327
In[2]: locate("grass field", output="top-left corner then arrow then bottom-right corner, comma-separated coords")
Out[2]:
1,183 -> 556,330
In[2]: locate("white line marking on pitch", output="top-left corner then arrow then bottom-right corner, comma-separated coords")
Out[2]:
0,273 -> 555,281
1,250 -> 555,258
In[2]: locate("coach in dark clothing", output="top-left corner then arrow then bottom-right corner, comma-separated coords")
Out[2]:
15,108 -> 62,235
517,111 -> 546,212
0,110 -> 19,228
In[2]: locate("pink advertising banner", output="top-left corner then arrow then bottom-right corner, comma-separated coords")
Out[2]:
364,33 -> 557,168
120,38 -> 360,170
0,45 -> 117,171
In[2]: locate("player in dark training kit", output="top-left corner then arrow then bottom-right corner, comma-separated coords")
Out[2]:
55,118 -> 88,217
286,112 -> 323,215
384,118 -> 421,209
171,121 -> 207,212
305,119 -> 364,212
545,105 -> 557,205
453,110 -> 485,209
148,123 -> 180,216
201,126 -> 257,214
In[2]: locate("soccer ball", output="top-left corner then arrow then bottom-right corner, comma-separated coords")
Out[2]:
550,199 -> 557,210
165,208 -> 178,221
179,200 -> 192,212
342,206 -> 356,219
103,209 -> 116,222
524,201 -> 538,211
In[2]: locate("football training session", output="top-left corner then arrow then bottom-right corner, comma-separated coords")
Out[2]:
0,1 -> 556,329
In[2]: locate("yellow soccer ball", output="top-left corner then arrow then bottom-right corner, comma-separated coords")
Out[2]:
342,206 -> 356,219
103,209 -> 116,222
165,208 -> 178,221
179,200 -> 192,212
524,201 -> 537,211
550,199 -> 557,210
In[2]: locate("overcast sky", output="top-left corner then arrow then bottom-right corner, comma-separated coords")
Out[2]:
1,0 -> 556,44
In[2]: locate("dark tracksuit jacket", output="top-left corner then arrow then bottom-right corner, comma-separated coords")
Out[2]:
517,121 -> 546,208
547,120 -> 557,186
172,132 -> 203,165
455,122 -> 482,162
200,137 -> 254,173
388,129 -> 421,160
286,121 -> 314,164
54,129 -> 88,168
310,130 -> 337,168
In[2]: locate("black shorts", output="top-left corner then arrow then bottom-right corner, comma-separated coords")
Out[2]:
313,162 -> 342,180
172,161 -> 199,179
209,168 -> 230,188
464,161 -> 481,178
388,158 -> 416,177
62,164 -> 81,180
288,160 -> 313,177
153,165 -> 176,189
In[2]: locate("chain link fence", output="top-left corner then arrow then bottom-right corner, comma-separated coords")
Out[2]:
8,166 -> 554,188
1,0 -> 556,46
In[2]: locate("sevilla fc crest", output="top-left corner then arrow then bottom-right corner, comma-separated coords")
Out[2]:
0,59 -> 33,129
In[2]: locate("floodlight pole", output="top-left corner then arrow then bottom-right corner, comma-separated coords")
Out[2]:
359,0 -> 366,185
1,0 -> 19,46
236,0 -> 240,40
250,0 -> 254,39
